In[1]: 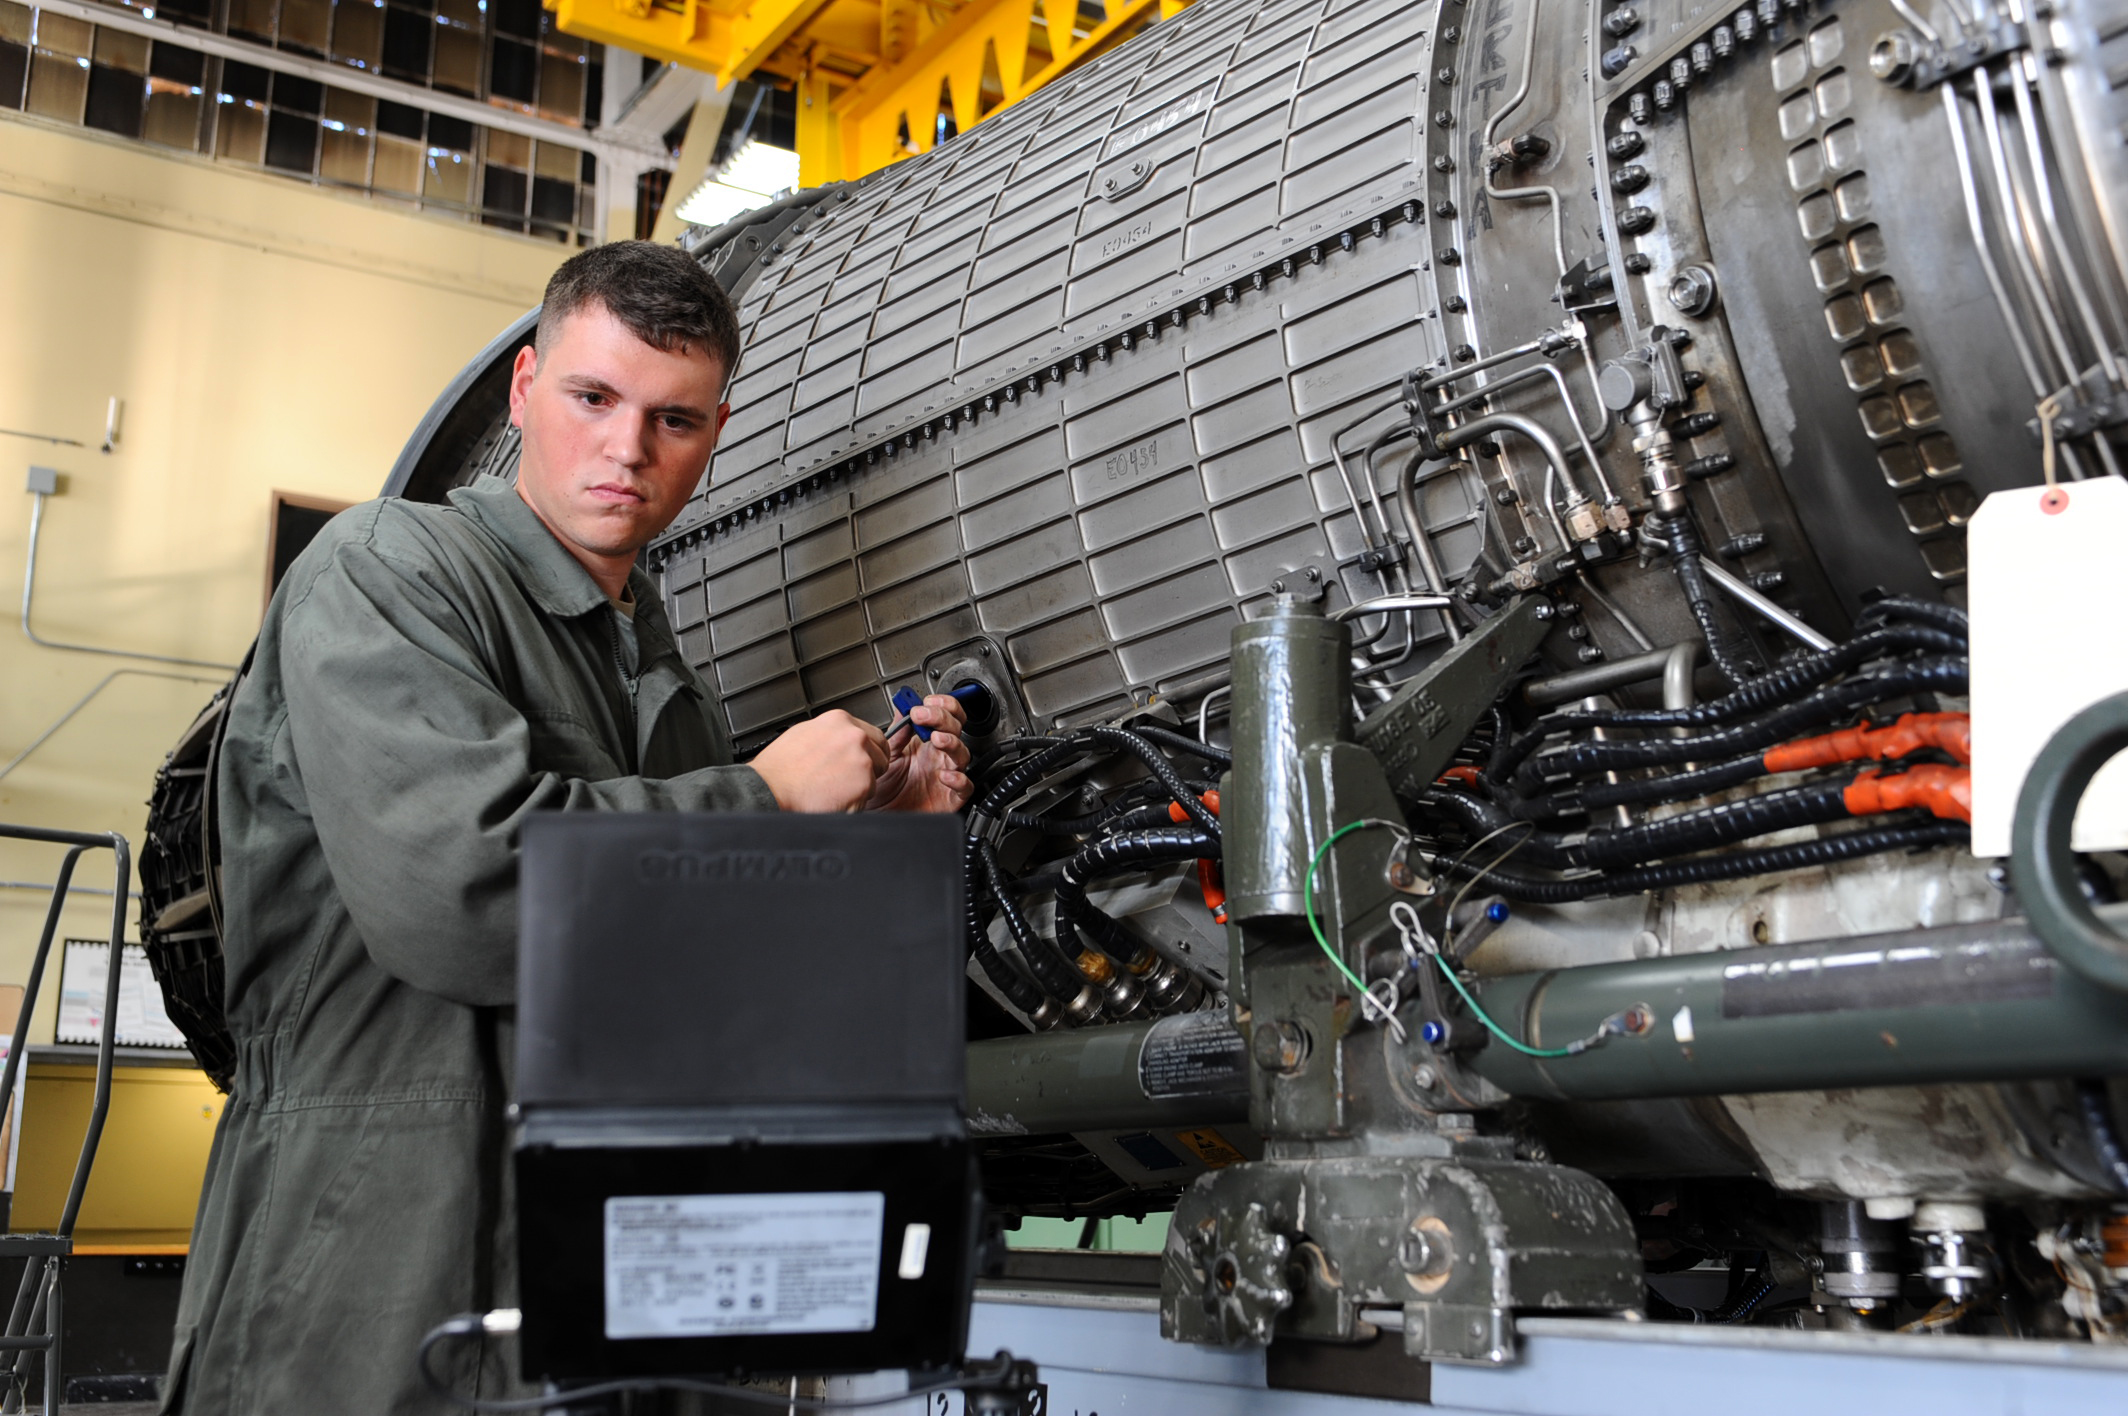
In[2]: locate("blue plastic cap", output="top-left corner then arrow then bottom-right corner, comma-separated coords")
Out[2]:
1485,901 -> 1511,923
1420,1019 -> 1447,1046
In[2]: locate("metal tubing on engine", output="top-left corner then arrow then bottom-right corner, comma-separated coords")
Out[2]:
965,1021 -> 1249,1135
1225,599 -> 1349,924
1522,645 -> 1689,707
1438,411 -> 1588,515
1463,914 -> 2128,1101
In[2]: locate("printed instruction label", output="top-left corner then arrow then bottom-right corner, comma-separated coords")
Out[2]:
604,1192 -> 884,1340
1138,1011 -> 1248,1100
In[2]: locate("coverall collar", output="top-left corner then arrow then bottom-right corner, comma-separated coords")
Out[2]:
448,475 -> 640,620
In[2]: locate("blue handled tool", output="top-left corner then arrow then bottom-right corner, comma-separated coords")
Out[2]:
887,683 -> 985,742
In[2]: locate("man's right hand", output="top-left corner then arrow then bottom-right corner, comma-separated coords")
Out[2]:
749,711 -> 891,812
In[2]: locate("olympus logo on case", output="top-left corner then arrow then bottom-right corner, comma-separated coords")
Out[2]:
636,850 -> 851,883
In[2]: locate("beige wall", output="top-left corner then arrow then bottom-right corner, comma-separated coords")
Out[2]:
0,111 -> 568,1044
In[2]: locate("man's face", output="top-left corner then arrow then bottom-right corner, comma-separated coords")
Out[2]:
509,302 -> 730,572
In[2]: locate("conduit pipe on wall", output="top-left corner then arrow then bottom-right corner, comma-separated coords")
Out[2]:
0,668 -> 227,783
20,485 -> 239,672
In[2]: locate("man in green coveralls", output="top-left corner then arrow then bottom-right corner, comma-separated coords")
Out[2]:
161,242 -> 972,1413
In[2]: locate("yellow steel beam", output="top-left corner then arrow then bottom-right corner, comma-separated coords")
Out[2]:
793,65 -> 844,185
821,0 -> 1173,181
715,0 -> 845,81
790,5 -> 884,70
551,0 -> 1185,185
546,0 -> 872,86
547,0 -> 734,77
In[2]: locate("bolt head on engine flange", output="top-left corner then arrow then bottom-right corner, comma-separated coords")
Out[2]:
1870,30 -> 1917,82
1666,263 -> 1719,317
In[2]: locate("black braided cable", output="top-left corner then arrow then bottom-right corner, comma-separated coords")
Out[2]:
1080,726 -> 1222,839
1665,512 -> 1761,691
973,737 -> 1089,819
1422,779 -> 1859,869
1574,778 -> 1855,867
1131,724 -> 1233,766
1515,658 -> 1968,790
962,837 -> 1049,1016
1857,593 -> 1969,637
975,839 -> 1088,1002
1053,826 -> 1221,967
1432,818 -> 1968,902
2076,1080 -> 2128,1197
1006,796 -> 1174,835
1509,753 -> 1771,820
1531,624 -> 1966,733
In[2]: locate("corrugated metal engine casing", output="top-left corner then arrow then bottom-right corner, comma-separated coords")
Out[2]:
649,0 -> 1468,747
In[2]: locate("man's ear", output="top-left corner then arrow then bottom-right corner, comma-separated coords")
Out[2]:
507,344 -> 539,429
714,403 -> 732,439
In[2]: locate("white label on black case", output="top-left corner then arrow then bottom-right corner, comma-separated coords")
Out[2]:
603,1191 -> 885,1339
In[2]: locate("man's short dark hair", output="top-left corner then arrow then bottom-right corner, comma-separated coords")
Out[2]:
535,241 -> 742,385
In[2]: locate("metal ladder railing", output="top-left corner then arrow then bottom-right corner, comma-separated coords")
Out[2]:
0,825 -> 129,1414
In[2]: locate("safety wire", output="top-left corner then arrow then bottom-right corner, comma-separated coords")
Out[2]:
1304,822 -> 1631,1060
1391,901 -> 1600,1059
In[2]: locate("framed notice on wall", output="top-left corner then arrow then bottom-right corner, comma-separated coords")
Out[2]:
56,941 -> 188,1050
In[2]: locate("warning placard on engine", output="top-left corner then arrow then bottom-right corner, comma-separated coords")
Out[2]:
603,1192 -> 884,1340
1138,1011 -> 1248,1100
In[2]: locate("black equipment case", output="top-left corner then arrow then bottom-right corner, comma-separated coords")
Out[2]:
514,811 -> 975,1382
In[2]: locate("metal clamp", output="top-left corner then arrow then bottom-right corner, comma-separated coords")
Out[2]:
1873,22 -> 2028,89
2026,388 -> 2128,445
1556,256 -> 1619,313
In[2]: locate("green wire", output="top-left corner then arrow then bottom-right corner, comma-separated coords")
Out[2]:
1423,946 -> 1584,1059
1303,825 -> 1585,1060
1302,821 -> 1384,1000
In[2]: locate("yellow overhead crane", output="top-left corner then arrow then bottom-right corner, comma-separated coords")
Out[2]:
545,0 -> 1190,186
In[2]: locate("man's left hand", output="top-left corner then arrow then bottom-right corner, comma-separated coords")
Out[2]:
864,694 -> 973,813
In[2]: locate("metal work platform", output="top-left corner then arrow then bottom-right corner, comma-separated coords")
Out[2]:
811,1251 -> 2128,1413
952,1292 -> 2128,1416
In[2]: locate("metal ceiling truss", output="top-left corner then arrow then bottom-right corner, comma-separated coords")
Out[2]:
545,0 -> 1188,183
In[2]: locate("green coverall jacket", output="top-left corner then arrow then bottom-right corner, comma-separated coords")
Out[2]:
162,475 -> 777,1413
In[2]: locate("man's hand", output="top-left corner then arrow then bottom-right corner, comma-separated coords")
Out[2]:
749,711 -> 891,812
864,694 -> 973,813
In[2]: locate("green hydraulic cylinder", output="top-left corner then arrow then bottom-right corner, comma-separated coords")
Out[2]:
1224,596 -> 1350,925
965,1015 -> 1251,1136
1462,912 -> 2128,1101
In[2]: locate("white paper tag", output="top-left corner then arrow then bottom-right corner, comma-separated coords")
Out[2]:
603,1192 -> 885,1340
1969,477 -> 2128,856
